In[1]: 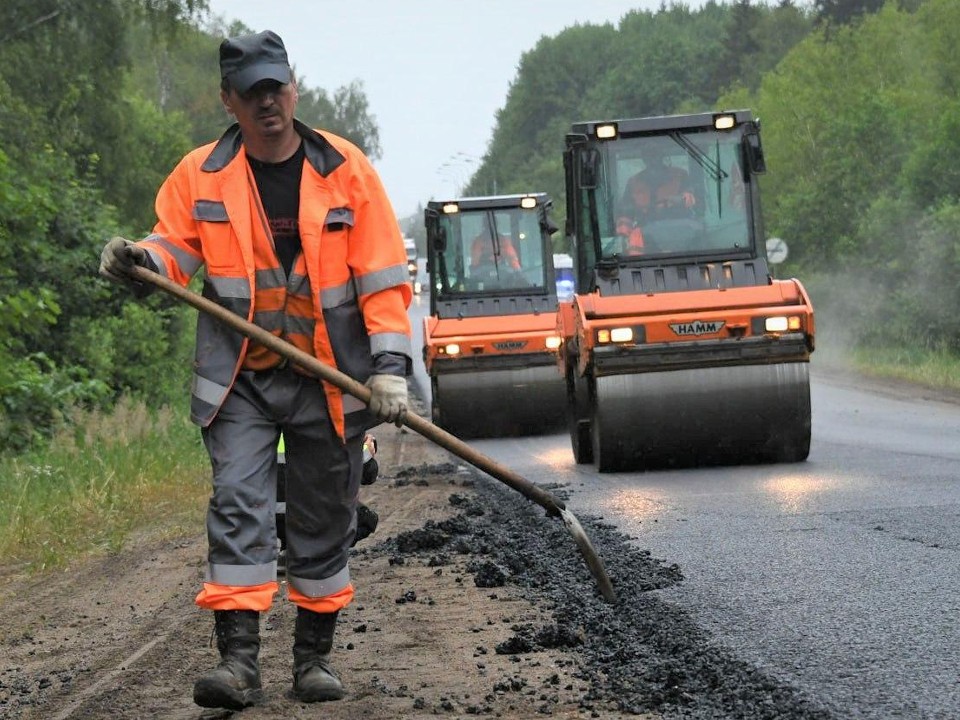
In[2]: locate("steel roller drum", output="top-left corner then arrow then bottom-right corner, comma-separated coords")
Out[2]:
434,365 -> 567,439
591,361 -> 811,472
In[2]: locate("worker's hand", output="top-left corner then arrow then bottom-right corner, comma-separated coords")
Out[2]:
659,193 -> 696,210
99,237 -> 148,284
365,374 -> 408,427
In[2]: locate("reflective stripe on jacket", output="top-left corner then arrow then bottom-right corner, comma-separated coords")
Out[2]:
139,120 -> 412,438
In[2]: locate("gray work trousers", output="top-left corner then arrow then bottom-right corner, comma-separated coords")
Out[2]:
201,366 -> 362,599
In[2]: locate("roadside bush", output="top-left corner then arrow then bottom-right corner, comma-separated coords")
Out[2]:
0,397 -> 208,574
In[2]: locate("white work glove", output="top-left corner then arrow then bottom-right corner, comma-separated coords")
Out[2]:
99,236 -> 148,285
365,374 -> 408,427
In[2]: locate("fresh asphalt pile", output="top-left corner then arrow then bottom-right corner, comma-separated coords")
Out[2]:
379,464 -> 837,719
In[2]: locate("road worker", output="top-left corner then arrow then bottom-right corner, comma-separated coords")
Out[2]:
99,30 -> 411,710
470,231 -> 521,272
615,143 -> 697,253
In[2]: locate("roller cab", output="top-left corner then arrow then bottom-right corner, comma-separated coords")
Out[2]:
423,194 -> 565,437
560,110 -> 815,471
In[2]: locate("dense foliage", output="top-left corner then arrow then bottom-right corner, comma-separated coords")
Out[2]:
0,0 -> 383,453
467,0 -> 814,226
723,0 -> 959,350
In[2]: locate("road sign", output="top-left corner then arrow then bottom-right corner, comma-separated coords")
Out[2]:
766,237 -> 788,264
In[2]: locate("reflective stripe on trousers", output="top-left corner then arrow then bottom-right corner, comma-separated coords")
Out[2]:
201,367 -> 363,601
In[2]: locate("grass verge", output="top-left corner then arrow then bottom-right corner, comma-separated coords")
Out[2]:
815,331 -> 960,394
851,344 -> 960,392
0,397 -> 209,577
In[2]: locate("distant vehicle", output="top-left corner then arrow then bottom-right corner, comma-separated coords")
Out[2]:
403,237 -> 420,293
422,193 -> 566,437
415,257 -> 429,296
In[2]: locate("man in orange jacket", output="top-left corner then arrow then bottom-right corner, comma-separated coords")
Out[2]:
470,231 -> 521,272
99,30 -> 412,710
615,143 -> 697,254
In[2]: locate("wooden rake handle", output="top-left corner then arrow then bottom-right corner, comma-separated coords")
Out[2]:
129,266 -> 616,602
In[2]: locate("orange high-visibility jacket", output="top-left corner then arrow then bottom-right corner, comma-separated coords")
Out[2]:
137,120 -> 412,439
470,233 -> 521,271
624,166 -> 696,216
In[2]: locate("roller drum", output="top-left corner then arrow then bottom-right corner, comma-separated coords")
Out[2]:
566,360 -> 594,464
591,362 -> 810,472
433,365 -> 566,439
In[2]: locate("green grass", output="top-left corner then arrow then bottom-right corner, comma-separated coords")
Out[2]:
850,344 -> 960,392
0,397 -> 209,576
814,328 -> 960,393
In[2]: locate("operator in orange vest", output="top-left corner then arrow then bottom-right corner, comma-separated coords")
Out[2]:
99,30 -> 412,710
615,144 -> 697,253
470,231 -> 521,272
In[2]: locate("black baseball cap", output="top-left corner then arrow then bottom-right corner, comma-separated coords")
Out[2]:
219,30 -> 292,94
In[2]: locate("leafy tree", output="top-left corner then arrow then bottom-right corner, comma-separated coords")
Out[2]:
467,21 -> 621,209
0,130 -> 115,450
0,3 -> 207,452
127,16 -> 231,148
814,0 -> 887,25
467,1 -> 812,233
587,5 -> 727,118
297,79 -> 383,160
0,1 -> 206,216
750,2 -> 814,83
728,0 -> 959,351
738,4 -> 925,267
717,1 -> 764,91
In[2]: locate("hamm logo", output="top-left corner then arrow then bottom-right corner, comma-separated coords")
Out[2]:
670,320 -> 725,336
493,341 -> 528,351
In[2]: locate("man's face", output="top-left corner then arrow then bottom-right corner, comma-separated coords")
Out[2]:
222,78 -> 298,139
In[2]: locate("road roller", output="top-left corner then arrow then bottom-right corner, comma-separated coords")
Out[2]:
559,110 -> 815,472
423,194 -> 566,438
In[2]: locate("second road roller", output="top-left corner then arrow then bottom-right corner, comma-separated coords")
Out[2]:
423,193 -> 566,438
559,109 -> 816,471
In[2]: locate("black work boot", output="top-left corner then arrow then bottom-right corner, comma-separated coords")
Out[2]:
193,610 -> 263,709
352,503 -> 380,546
292,608 -> 344,702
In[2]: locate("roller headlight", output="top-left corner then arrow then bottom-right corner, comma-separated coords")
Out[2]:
765,316 -> 789,332
597,326 -> 638,344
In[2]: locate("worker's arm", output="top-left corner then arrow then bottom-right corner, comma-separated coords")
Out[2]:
138,153 -> 205,287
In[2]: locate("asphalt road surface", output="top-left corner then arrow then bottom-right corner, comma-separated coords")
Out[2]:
408,294 -> 960,719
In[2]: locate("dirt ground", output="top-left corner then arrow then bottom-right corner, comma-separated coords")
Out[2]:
0,391 -> 841,720
0,420 -> 638,720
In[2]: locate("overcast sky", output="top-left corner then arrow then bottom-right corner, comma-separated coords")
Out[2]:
205,1 -> 705,220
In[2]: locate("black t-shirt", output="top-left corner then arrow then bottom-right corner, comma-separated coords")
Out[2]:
248,142 -> 305,277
